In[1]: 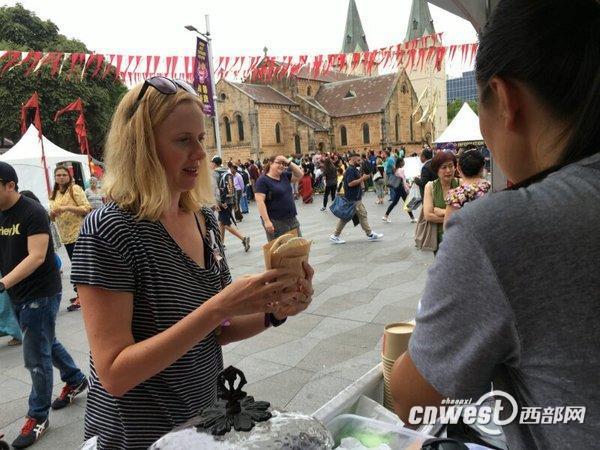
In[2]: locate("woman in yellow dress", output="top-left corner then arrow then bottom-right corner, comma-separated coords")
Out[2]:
49,166 -> 91,310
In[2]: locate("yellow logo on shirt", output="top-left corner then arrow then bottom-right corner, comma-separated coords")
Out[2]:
0,223 -> 20,236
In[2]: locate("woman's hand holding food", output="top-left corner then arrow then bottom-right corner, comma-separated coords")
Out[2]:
274,262 -> 314,320
212,268 -> 297,318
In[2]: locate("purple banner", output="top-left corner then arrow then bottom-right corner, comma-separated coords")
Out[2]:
193,36 -> 215,116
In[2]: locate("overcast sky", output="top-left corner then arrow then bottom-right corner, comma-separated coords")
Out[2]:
3,0 -> 478,76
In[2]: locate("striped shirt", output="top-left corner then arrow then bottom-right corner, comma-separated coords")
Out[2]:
72,203 -> 230,450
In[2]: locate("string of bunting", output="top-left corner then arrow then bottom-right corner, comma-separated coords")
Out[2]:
0,33 -> 479,84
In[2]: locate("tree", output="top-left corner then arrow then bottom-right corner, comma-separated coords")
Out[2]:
0,3 -> 127,160
447,99 -> 478,123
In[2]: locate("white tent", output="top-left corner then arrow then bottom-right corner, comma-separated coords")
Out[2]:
434,102 -> 483,143
0,124 -> 91,208
427,0 -> 500,31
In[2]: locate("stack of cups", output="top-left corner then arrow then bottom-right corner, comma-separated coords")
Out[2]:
381,321 -> 415,410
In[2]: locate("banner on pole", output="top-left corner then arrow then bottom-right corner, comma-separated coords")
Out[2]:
194,37 -> 215,117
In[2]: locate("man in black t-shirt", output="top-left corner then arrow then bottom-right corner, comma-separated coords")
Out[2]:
0,162 -> 87,449
329,153 -> 383,244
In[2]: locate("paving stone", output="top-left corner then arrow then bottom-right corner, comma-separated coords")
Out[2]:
296,340 -> 371,372
285,375 -> 353,414
244,368 -> 315,410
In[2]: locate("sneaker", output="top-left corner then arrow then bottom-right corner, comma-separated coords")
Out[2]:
367,232 -> 383,242
242,237 -> 250,252
329,234 -> 346,244
7,338 -> 21,346
51,377 -> 88,410
12,417 -> 49,449
320,207 -> 326,211
68,297 -> 78,304
382,216 -> 391,223
66,302 -> 80,312
410,218 -> 417,223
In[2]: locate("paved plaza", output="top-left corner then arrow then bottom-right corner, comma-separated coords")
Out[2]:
0,192 -> 433,449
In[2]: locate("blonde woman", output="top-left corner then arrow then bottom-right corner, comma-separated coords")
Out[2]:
71,77 -> 314,450
49,166 -> 91,311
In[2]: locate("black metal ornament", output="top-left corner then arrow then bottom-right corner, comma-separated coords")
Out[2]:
195,366 -> 272,436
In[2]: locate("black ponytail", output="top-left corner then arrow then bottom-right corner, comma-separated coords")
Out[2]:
476,0 -> 600,184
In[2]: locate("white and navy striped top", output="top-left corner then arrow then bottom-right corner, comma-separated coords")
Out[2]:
72,203 -> 231,450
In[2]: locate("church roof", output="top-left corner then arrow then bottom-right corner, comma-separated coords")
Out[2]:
285,110 -> 328,132
295,66 -> 359,83
341,0 -> 369,53
229,82 -> 297,106
315,73 -> 398,118
296,95 -> 329,115
405,0 -> 436,42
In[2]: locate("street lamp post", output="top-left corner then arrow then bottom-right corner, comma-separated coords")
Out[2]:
185,16 -> 222,157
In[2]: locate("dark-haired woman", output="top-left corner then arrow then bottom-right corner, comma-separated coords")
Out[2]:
49,166 -> 91,310
422,151 -> 459,248
443,150 -> 491,227
321,158 -> 337,211
382,158 -> 415,223
391,1 -> 600,448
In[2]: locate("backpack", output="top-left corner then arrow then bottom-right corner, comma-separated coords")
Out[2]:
240,169 -> 250,186
218,171 -> 235,205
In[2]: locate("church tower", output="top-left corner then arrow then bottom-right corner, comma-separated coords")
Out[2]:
404,0 -> 447,140
340,0 -> 377,76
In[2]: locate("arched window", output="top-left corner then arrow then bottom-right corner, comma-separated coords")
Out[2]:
307,85 -> 312,97
401,83 -> 408,94
294,135 -> 301,153
220,92 -> 227,101
410,116 -> 414,142
362,123 -> 370,144
236,115 -> 244,141
340,126 -> 348,146
395,114 -> 400,142
275,123 -> 281,144
223,116 -> 232,142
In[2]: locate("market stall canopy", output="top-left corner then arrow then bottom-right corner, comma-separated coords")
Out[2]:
427,0 -> 500,31
434,102 -> 483,143
0,124 -> 90,208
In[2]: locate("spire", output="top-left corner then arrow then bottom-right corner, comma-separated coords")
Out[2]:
404,0 -> 436,42
341,0 -> 369,53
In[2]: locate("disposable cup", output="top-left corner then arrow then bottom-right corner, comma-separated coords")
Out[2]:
382,322 -> 414,360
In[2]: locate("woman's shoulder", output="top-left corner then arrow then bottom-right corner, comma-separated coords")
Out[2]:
81,203 -> 134,237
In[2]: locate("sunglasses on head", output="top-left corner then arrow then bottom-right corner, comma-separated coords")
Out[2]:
127,76 -> 198,120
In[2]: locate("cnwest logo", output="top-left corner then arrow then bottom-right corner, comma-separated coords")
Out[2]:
0,223 -> 21,236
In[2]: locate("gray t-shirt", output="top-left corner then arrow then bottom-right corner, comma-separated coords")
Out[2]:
410,152 -> 600,449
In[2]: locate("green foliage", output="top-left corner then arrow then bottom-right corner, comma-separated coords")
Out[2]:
0,3 -> 126,159
447,99 -> 478,123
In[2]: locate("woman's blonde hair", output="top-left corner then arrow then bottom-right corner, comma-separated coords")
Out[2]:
102,83 -> 213,221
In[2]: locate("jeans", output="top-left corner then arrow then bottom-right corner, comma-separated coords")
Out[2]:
385,185 -> 415,219
13,293 -> 85,421
323,184 -> 337,208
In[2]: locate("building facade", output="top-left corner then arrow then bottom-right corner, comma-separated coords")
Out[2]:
404,0 -> 448,140
447,70 -> 478,103
202,0 -> 437,161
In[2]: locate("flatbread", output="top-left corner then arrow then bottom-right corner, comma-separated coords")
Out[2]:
263,233 -> 312,279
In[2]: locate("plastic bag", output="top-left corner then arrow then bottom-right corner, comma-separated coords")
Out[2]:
404,184 -> 422,211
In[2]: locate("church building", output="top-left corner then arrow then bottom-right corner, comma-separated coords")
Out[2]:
203,0 -> 440,161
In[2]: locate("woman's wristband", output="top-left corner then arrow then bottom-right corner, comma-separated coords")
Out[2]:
264,313 -> 287,328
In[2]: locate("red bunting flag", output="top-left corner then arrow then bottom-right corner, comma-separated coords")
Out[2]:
54,98 -> 90,156
21,92 -> 43,138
